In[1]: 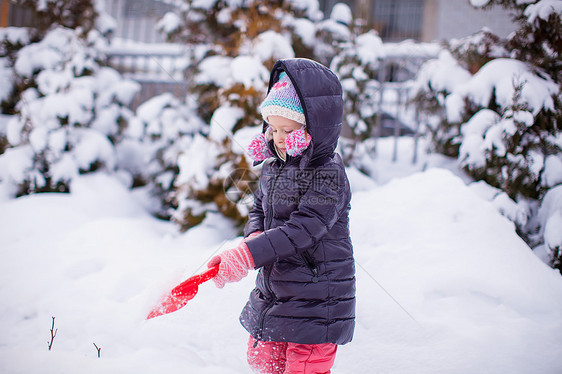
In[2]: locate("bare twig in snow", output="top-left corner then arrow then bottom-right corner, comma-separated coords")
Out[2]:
93,343 -> 101,358
48,316 -> 57,351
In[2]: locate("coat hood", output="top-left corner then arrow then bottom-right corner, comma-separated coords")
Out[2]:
260,58 -> 343,168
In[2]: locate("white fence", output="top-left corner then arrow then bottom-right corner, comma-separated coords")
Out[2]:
105,42 -> 189,110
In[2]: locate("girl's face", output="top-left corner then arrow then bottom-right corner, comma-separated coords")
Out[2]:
267,116 -> 302,159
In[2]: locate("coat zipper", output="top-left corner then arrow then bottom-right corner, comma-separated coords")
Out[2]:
301,250 -> 319,283
256,162 -> 285,347
266,161 -> 285,230
255,264 -> 276,347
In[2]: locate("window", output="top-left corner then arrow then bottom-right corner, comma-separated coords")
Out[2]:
123,0 -> 175,18
371,0 -> 424,41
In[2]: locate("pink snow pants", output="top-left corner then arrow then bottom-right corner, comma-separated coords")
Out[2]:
247,336 -> 337,374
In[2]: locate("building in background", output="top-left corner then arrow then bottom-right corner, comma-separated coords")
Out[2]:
320,0 -> 516,42
104,0 -> 175,43
1,0 -> 36,28
2,0 -> 516,43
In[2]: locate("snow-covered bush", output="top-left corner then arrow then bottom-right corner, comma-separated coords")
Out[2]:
476,0 -> 562,84
0,26 -> 139,197
117,93 -> 206,219
414,0 -> 562,270
313,2 -> 353,66
449,28 -> 509,74
535,185 -> 562,271
331,30 -> 384,142
153,0 -> 327,230
0,27 -> 33,114
451,58 -> 559,198
173,54 -> 269,229
12,0 -> 98,37
0,0 -> 117,115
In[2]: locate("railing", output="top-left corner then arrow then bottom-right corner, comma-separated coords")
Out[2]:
105,43 -> 189,110
372,43 -> 440,162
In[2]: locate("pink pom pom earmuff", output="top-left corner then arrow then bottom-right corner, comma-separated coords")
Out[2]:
247,127 -> 312,161
247,133 -> 273,162
285,127 -> 311,157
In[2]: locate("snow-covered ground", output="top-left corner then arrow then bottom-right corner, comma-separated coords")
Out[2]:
1,138 -> 561,373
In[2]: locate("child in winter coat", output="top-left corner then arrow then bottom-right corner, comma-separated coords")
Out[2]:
208,58 -> 355,374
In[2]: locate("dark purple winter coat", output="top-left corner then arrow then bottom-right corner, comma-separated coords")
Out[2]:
241,58 -> 355,345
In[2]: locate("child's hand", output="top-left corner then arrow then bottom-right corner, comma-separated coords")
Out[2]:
208,241 -> 255,288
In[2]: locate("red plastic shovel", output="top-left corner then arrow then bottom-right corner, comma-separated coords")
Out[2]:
146,265 -> 219,319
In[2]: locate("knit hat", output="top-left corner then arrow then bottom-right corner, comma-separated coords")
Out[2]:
260,72 -> 306,125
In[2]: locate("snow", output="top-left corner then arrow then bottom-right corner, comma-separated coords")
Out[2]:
289,0 -> 323,21
355,31 -> 385,66
195,55 -> 234,87
0,145 -> 34,185
252,31 -> 295,63
0,27 -> 30,47
382,39 -> 441,59
156,12 -> 182,34
209,106 -> 244,143
289,18 -> 316,47
191,54 -> 267,140
414,50 -> 471,96
316,18 -> 351,45
232,125 -> 262,156
36,69 -> 74,95
449,58 -> 559,117
419,52 -> 559,127
191,0 -> 219,10
95,12 -> 117,37
330,3 -> 353,25
491,191 -> 529,227
95,68 -> 141,107
469,180 -> 502,201
524,0 -> 562,23
136,93 -> 178,123
542,155 -> 562,187
537,185 -> 562,253
512,109 -> 534,126
230,56 -> 269,88
459,109 -> 501,168
14,28 -> 77,77
544,211 -> 562,250
0,114 -> 10,136
1,160 -> 562,373
71,128 -> 116,172
470,0 -> 491,6
175,134 -> 220,190
0,58 -> 14,103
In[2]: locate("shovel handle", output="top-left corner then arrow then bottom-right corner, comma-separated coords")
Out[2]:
183,264 -> 219,286
197,264 -> 220,283
171,264 -> 219,296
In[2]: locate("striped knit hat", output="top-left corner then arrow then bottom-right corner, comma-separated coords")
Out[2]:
260,72 -> 306,125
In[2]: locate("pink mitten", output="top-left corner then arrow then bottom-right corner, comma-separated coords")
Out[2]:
208,242 -> 255,288
247,231 -> 262,239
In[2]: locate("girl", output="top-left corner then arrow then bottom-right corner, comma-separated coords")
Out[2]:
208,58 -> 355,374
